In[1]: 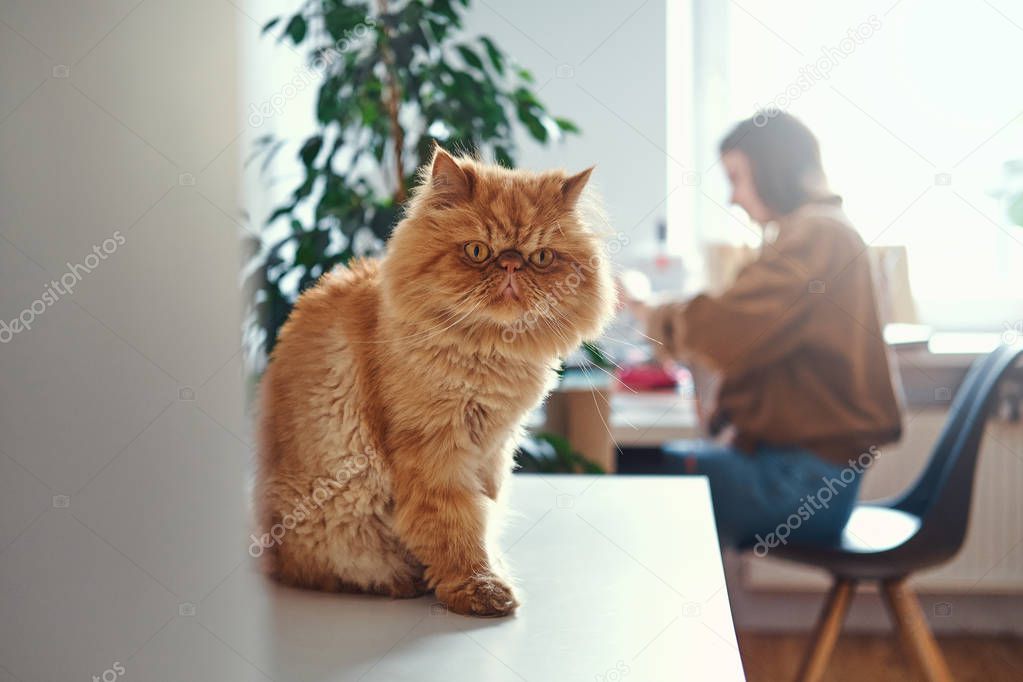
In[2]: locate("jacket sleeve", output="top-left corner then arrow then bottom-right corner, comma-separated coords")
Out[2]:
645,298 -> 691,365
647,221 -> 842,375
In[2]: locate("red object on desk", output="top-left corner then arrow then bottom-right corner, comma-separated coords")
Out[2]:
616,363 -> 679,391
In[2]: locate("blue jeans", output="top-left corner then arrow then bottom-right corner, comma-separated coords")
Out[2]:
661,440 -> 861,550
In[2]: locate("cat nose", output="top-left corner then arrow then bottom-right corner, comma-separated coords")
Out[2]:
497,250 -> 524,273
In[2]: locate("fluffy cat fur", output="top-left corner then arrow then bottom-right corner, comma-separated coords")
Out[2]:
256,146 -> 614,617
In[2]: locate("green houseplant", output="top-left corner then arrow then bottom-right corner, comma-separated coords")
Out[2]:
248,0 -> 605,473
248,0 -> 579,358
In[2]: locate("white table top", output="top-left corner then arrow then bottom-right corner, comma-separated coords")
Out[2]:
196,475 -> 745,681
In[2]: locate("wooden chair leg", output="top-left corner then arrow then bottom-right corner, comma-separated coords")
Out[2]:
881,577 -> 954,682
795,577 -> 856,682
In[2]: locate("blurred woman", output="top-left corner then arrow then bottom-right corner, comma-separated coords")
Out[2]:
630,112 -> 902,550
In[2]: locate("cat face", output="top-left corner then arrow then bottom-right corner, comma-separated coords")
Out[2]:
383,147 -> 615,355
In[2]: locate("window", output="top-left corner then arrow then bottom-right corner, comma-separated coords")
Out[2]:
669,0 -> 1023,330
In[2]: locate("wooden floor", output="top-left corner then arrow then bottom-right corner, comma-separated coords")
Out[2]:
738,632 -> 1023,682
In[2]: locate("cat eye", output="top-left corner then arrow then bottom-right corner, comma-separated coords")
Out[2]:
529,248 -> 555,268
464,241 -> 491,263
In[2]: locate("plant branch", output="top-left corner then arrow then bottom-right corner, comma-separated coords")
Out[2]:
376,0 -> 406,204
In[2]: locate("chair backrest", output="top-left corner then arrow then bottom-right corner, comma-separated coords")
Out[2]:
892,346 -> 1003,514
894,343 -> 1023,559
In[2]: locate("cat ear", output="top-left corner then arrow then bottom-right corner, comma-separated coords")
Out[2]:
430,145 -> 474,205
561,166 -> 594,207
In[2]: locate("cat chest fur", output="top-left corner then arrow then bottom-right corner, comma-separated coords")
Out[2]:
407,361 -> 550,450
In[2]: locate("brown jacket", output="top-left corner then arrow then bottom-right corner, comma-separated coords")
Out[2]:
648,199 -> 903,465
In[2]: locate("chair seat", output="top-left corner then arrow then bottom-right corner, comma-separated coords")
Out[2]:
772,504 -> 924,579
838,505 -> 921,553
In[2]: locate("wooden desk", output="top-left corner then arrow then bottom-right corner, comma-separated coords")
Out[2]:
543,331 -> 1012,468
197,476 -> 745,681
544,371 -> 701,471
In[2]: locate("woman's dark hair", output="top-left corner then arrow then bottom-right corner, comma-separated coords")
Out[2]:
719,111 -> 829,215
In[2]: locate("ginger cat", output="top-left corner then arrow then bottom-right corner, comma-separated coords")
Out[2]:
256,147 -> 614,616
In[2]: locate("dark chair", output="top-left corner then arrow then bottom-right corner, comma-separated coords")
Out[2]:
769,342 -> 1023,682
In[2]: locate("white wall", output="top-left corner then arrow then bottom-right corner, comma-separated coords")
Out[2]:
0,1 -> 254,679
463,0 -> 667,258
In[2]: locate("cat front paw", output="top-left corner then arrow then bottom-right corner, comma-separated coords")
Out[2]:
437,574 -> 519,617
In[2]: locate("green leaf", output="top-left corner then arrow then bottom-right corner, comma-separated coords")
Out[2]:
359,97 -> 382,127
517,106 -> 548,142
266,202 -> 296,225
537,432 -> 573,457
256,139 -> 285,174
284,14 -> 307,44
582,341 -> 613,369
295,230 -> 331,269
292,172 -> 316,201
455,44 -> 484,71
261,17 -> 280,34
494,145 -> 514,168
369,203 -> 398,239
513,86 -> 540,108
323,4 -> 369,40
527,432 -> 605,474
554,116 -> 580,134
316,77 -> 342,124
299,135 -> 323,167
479,36 -> 505,75
426,18 -> 449,43
432,0 -> 460,23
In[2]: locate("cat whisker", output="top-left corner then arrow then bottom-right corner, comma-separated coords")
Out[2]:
544,311 -> 633,392
543,306 -> 625,370
624,324 -> 665,346
535,313 -> 576,356
598,333 -> 647,351
582,361 -> 635,394
573,361 -> 621,459
548,308 -> 626,374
